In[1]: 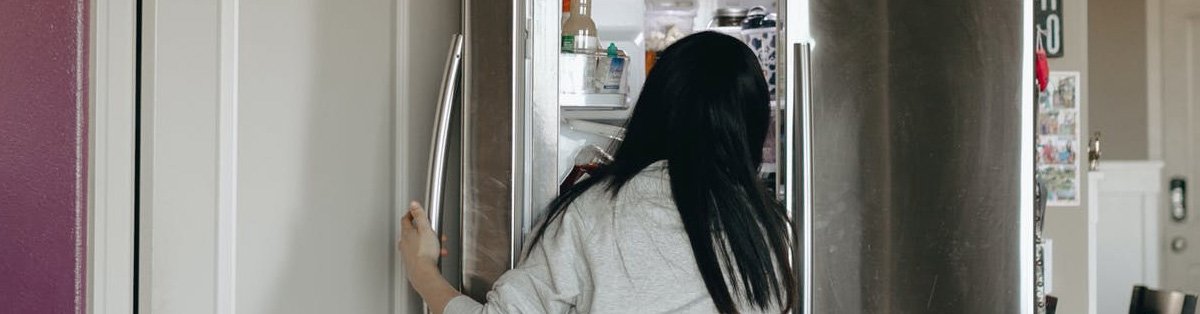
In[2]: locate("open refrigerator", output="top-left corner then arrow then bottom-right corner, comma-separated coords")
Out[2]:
423,0 -> 1038,313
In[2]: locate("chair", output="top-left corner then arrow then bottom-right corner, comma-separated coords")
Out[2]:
1130,285 -> 1199,314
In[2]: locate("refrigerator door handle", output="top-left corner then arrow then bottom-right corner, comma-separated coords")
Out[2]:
790,42 -> 814,314
425,34 -> 464,252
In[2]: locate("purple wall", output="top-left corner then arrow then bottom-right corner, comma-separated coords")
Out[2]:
0,1 -> 90,313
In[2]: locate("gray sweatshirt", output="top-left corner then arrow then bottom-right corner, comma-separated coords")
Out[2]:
444,161 -> 779,314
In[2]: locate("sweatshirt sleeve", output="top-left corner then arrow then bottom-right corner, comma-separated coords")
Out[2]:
443,208 -> 594,314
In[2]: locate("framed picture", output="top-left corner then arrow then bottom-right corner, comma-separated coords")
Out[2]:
1037,71 -> 1082,206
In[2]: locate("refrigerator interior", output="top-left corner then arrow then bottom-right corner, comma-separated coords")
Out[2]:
555,0 -> 786,200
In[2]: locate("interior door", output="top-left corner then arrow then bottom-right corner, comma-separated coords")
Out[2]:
1159,0 -> 1200,293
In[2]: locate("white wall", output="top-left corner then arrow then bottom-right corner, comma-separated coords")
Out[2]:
235,1 -> 396,312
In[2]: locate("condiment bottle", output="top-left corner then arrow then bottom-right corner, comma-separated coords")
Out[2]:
562,0 -> 599,53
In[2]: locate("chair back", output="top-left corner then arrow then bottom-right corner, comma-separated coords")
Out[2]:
1130,285 -> 1199,314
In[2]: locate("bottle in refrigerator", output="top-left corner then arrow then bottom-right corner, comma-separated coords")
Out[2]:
562,0 -> 571,25
562,0 -> 599,53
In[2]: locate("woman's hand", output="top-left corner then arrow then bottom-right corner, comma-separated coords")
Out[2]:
399,201 -> 447,275
398,201 -> 461,313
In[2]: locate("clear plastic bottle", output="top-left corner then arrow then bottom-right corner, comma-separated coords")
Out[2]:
562,0 -> 571,25
561,0 -> 599,53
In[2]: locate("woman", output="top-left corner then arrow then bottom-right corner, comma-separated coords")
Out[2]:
400,32 -> 797,314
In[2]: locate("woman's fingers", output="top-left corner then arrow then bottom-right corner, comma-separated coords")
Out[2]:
409,204 -> 433,231
400,210 -> 415,231
441,249 -> 449,257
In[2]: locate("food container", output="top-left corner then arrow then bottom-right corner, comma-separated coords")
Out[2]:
742,28 -> 777,99
559,52 -> 629,109
644,0 -> 696,72
740,8 -> 777,100
715,7 -> 748,27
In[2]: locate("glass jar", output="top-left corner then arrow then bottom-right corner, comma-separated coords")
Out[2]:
715,7 -> 747,27
644,0 -> 696,72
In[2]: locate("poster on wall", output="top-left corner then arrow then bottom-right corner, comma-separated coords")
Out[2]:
1038,71 -> 1081,206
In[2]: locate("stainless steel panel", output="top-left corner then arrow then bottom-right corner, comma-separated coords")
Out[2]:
527,0 -> 560,242
461,0 -> 522,300
806,1 -> 1031,313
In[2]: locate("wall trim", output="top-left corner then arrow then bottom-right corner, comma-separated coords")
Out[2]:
393,0 -> 408,313
1148,0 -> 1163,160
1087,171 -> 1099,314
216,0 -> 240,313
88,0 -> 137,312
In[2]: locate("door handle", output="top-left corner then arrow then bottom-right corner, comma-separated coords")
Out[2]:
1171,177 -> 1187,222
790,42 -> 814,314
425,34 -> 464,254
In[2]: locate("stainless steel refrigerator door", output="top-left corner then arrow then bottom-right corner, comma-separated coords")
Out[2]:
797,0 -> 1035,313
460,0 -> 558,301
461,0 -> 526,300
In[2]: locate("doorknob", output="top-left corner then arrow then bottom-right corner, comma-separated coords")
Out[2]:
1171,177 -> 1187,222
1172,237 -> 1187,253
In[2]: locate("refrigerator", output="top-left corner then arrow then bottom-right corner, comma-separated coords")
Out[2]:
423,0 -> 1037,313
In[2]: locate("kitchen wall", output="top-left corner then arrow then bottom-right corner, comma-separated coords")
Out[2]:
0,0 -> 91,312
1089,0 -> 1148,160
1043,0 -> 1155,311
1043,0 -> 1091,311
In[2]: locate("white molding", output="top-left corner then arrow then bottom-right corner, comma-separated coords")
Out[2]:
393,0 -> 409,313
1088,160 -> 1165,314
88,0 -> 137,313
216,0 -> 239,313
1148,0 -> 1164,160
137,1 -> 155,311
1087,172 -> 1101,314
1093,160 -> 1167,173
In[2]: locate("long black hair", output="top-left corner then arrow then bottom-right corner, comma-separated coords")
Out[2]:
530,31 -> 796,313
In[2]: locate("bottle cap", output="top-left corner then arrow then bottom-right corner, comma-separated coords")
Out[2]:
607,43 -> 618,57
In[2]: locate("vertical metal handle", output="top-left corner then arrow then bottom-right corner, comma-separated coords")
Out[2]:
789,42 -> 814,314
426,34 -> 464,240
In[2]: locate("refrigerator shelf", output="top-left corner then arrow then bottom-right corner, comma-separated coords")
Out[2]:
559,92 -> 628,109
561,106 -> 634,121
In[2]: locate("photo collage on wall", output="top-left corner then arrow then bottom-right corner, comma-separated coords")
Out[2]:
1037,72 -> 1082,206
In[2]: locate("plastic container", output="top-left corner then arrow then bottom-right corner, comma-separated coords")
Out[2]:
740,7 -> 777,99
559,52 -> 629,109
644,0 -> 696,72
